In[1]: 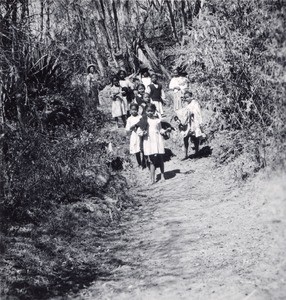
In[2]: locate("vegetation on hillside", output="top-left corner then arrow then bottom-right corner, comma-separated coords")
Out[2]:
0,0 -> 285,298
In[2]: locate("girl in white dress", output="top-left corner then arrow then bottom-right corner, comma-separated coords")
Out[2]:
137,104 -> 171,184
110,76 -> 127,127
125,103 -> 143,167
118,70 -> 134,116
169,68 -> 189,111
140,70 -> 152,89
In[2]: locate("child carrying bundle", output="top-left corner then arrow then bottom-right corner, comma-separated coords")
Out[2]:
175,91 -> 205,159
125,103 -> 144,167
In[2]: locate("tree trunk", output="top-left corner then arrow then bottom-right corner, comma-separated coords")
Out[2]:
112,0 -> 121,51
46,0 -> 51,37
165,0 -> 179,43
98,0 -> 118,67
181,0 -> 187,34
40,0 -> 44,40
11,1 -> 17,25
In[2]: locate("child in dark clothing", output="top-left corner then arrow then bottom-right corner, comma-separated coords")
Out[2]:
146,74 -> 166,115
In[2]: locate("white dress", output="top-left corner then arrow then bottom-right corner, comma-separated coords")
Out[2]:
169,76 -> 189,111
110,86 -> 126,117
125,115 -> 142,154
137,118 -> 165,156
141,77 -> 151,89
119,78 -> 133,112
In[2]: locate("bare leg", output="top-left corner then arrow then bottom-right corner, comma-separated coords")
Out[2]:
141,152 -> 146,169
150,162 -> 156,184
193,137 -> 200,155
122,115 -> 127,127
114,117 -> 119,127
158,154 -> 165,181
135,152 -> 141,167
183,136 -> 189,159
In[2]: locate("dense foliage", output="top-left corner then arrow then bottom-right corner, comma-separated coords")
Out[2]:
173,0 -> 285,170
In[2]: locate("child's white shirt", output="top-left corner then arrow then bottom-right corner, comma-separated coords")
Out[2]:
126,115 -> 142,154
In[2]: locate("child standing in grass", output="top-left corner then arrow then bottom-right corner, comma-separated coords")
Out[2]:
86,64 -> 104,110
110,76 -> 126,127
137,104 -> 171,184
125,103 -> 143,167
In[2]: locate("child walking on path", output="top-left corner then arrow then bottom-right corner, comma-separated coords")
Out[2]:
175,91 -> 204,159
146,74 -> 166,116
137,104 -> 171,184
110,76 -> 127,127
125,103 -> 143,167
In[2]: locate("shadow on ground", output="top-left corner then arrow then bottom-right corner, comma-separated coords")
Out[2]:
188,146 -> 212,159
156,169 -> 181,181
163,148 -> 176,162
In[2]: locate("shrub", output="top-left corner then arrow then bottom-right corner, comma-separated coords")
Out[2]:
171,0 -> 285,171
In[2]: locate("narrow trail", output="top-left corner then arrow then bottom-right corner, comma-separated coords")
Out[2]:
72,150 -> 286,300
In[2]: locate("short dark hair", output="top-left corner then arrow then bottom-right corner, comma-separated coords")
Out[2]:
184,90 -> 192,97
136,83 -> 145,90
130,103 -> 139,110
145,103 -> 156,111
110,75 -> 119,86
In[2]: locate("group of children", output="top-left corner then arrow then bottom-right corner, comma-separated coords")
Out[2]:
110,70 -> 166,128
107,68 -> 204,184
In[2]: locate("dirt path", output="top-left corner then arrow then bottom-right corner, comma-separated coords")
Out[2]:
71,151 -> 286,300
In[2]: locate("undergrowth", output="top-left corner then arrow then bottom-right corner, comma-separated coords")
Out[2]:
171,0 -> 286,177
0,84 -> 135,299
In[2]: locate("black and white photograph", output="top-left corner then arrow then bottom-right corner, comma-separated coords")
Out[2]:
0,0 -> 285,299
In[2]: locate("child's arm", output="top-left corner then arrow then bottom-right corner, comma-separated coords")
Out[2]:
111,87 -> 122,101
137,127 -> 147,137
145,85 -> 151,95
125,118 -> 131,131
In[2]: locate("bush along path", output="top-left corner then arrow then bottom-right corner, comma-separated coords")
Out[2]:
71,141 -> 286,300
